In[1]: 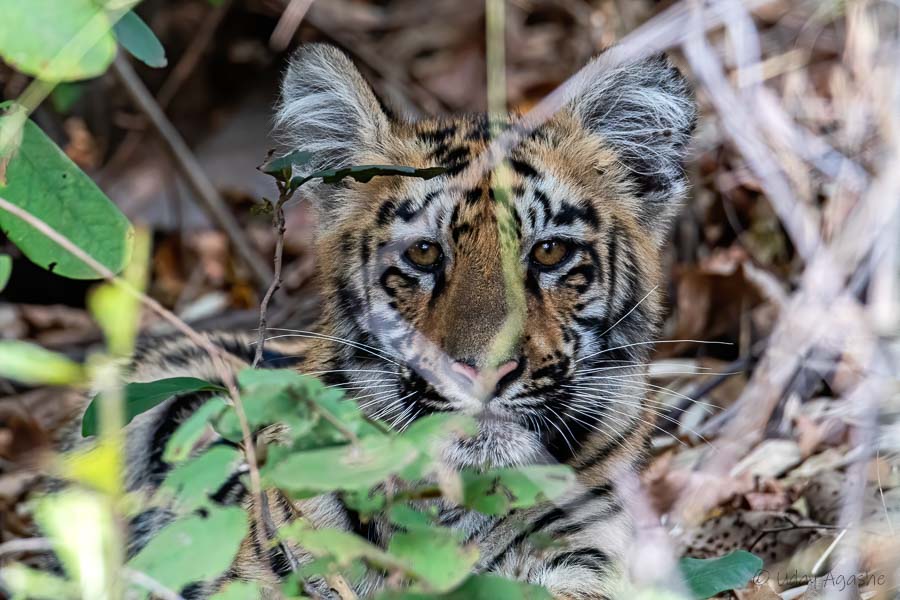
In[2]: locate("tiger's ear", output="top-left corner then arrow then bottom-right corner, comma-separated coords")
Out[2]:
569,53 -> 696,228
274,44 -> 392,181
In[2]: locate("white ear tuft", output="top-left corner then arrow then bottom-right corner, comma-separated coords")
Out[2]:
274,44 -> 391,175
571,53 -> 696,215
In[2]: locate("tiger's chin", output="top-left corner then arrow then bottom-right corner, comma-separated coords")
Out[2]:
440,418 -> 548,470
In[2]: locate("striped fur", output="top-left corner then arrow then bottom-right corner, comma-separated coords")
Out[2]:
121,45 -> 696,598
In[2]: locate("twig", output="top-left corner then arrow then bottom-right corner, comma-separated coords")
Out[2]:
0,537 -> 53,561
110,54 -> 274,290
270,0 -> 315,51
298,392 -> 360,445
102,0 -> 233,178
252,184 -> 293,367
122,567 -> 186,600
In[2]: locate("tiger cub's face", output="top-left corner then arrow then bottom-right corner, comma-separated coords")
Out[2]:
276,45 -> 695,469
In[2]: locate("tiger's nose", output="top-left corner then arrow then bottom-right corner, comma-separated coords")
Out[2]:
450,359 -> 521,396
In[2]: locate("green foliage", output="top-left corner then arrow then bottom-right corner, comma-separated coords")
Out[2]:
263,436 -> 422,496
376,574 -> 553,600
82,377 -> 227,436
161,444 -> 242,511
113,10 -> 167,68
0,0 -> 117,81
462,466 -> 576,516
163,395 -> 229,463
127,506 -> 249,596
0,253 -> 10,291
209,581 -> 263,600
0,340 -> 86,385
0,102 -> 134,279
678,551 -> 763,599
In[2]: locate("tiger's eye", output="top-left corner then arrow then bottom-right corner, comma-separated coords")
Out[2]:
530,239 -> 571,269
404,240 -> 443,271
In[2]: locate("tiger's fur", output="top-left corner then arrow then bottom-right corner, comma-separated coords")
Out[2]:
120,44 -> 696,599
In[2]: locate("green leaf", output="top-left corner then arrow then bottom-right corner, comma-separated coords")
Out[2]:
263,436 -> 420,496
0,253 -> 10,291
461,465 -> 576,516
82,377 -> 225,437
377,574 -> 552,600
679,551 -> 763,600
113,10 -> 167,68
290,164 -> 447,191
387,505 -> 435,532
209,581 -> 262,600
0,0 -> 116,81
0,340 -> 86,385
387,529 -> 478,592
0,102 -> 134,279
280,523 -> 398,571
260,149 -> 314,179
127,506 -> 249,594
163,396 -> 229,463
161,445 -> 241,511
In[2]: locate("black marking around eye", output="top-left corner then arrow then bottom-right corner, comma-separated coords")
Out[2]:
552,201 -> 600,229
559,263 -> 595,293
379,266 -> 419,298
525,269 -> 542,299
509,158 -> 539,179
429,267 -> 446,306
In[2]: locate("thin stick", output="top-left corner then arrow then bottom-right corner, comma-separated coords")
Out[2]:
252,185 -> 292,367
0,537 -> 53,560
122,567 -> 186,600
110,54 -> 274,289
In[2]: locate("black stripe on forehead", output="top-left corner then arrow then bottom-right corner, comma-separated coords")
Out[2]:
509,158 -> 539,179
376,191 -> 441,225
417,124 -> 457,144
429,145 -> 471,176
552,200 -> 600,230
532,188 -> 552,227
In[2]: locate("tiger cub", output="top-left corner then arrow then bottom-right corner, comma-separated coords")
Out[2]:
122,44 -> 696,599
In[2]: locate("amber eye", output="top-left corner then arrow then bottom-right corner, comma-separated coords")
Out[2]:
404,240 -> 444,271
530,239 -> 572,269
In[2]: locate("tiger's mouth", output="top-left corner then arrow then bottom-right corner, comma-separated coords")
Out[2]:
441,417 -> 549,469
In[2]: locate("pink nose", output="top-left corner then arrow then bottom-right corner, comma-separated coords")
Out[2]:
450,359 -> 519,384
